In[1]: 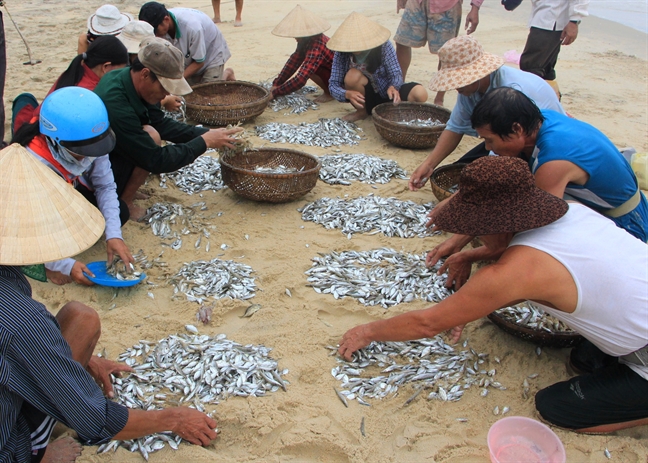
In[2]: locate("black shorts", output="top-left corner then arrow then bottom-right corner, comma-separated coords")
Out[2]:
108,153 -> 135,198
365,82 -> 420,116
21,401 -> 56,463
535,342 -> 648,429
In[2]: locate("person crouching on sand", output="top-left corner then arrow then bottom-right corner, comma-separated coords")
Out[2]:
339,156 -> 648,434
270,5 -> 335,104
0,144 -> 218,463
327,12 -> 428,122
12,87 -> 134,286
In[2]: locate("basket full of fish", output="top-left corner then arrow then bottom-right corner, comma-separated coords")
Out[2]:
184,81 -> 271,126
372,102 -> 451,149
488,302 -> 583,348
220,148 -> 321,202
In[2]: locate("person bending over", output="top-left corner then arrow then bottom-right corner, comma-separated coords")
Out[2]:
339,156 -> 648,434
327,12 -> 428,122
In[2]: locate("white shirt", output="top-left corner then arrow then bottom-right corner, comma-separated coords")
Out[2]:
167,8 -> 231,74
529,0 -> 590,31
510,203 -> 648,380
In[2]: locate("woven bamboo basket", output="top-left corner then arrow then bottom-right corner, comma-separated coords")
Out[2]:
220,148 -> 321,203
185,81 -> 271,126
372,102 -> 451,149
487,312 -> 583,348
430,163 -> 466,202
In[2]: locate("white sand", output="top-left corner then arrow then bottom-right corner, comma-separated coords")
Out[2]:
4,1 -> 647,462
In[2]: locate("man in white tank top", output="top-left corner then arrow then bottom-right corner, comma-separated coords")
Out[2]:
338,156 -> 648,433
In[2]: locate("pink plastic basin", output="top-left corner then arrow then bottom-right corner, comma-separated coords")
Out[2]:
487,416 -> 566,463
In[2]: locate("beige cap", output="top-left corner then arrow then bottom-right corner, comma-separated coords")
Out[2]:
117,20 -> 154,54
272,5 -> 330,38
87,4 -> 133,36
326,12 -> 390,53
428,36 -> 504,91
0,144 -> 105,266
138,37 -> 192,95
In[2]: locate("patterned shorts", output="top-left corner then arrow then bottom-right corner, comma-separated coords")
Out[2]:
394,0 -> 462,53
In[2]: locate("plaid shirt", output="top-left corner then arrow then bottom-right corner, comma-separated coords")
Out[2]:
329,41 -> 403,102
272,34 -> 334,97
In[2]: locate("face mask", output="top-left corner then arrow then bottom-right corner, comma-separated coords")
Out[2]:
46,136 -> 95,177
353,50 -> 371,65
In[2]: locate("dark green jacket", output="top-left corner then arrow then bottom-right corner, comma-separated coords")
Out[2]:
94,67 -> 208,174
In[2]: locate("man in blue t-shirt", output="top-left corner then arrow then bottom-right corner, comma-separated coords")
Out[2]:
408,35 -> 564,192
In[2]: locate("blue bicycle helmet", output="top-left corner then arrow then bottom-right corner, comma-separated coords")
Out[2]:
39,86 -> 116,157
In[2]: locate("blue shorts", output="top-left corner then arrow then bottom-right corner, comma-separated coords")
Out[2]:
394,0 -> 462,53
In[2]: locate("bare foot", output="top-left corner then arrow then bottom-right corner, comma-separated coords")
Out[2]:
234,20 -> 243,27
343,109 -> 368,122
213,17 -> 221,23
433,96 -> 444,106
46,269 -> 72,285
223,68 -> 236,81
314,93 -> 333,103
134,191 -> 149,200
42,437 -> 83,463
127,203 -> 146,222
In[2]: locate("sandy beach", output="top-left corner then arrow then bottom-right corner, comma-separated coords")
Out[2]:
4,0 -> 648,462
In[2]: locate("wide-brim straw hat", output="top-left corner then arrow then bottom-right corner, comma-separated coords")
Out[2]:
272,5 -> 330,38
434,156 -> 568,236
326,12 -> 390,53
87,4 -> 133,36
0,144 -> 105,266
428,35 -> 504,91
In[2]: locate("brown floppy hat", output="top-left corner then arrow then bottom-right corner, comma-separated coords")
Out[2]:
0,144 -> 105,265
272,5 -> 330,38
428,35 -> 504,92
434,156 -> 568,236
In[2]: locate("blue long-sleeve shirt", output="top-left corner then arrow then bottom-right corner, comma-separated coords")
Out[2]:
329,41 -> 403,102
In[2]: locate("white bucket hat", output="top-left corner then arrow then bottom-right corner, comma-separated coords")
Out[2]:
117,20 -> 155,54
87,4 -> 133,36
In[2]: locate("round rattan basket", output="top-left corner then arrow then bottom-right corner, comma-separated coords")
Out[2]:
185,81 -> 271,126
430,163 -> 466,202
372,102 -> 451,149
487,312 -> 583,348
220,148 -> 321,203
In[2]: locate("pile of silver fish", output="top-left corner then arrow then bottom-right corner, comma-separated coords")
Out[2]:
106,256 -> 142,281
300,195 -> 437,238
169,258 -> 257,304
132,249 -> 168,271
254,165 -> 302,174
141,202 -> 211,247
258,81 -> 319,115
496,302 -> 576,333
255,118 -> 363,147
397,118 -> 444,128
159,152 -> 225,194
319,153 -> 407,185
329,336 -> 502,405
306,248 -> 452,308
100,333 -> 287,459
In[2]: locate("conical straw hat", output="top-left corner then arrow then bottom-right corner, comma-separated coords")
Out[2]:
0,144 -> 105,265
272,5 -> 330,38
326,12 -> 390,53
